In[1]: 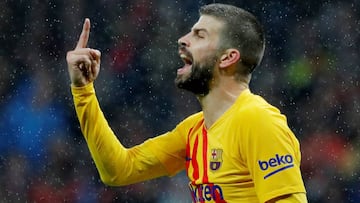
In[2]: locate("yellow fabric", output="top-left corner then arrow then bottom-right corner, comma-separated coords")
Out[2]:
72,83 -> 307,202
272,193 -> 308,203
72,83 -> 169,186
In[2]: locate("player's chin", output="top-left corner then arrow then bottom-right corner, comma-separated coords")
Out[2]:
174,74 -> 190,88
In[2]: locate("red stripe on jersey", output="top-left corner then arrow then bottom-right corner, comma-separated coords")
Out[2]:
185,127 -> 193,177
191,135 -> 199,184
202,126 -> 209,183
186,119 -> 204,184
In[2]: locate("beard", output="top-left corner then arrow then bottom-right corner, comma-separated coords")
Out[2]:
175,54 -> 218,96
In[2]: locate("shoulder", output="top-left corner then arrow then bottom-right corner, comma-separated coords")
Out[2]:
232,91 -> 295,146
234,92 -> 300,152
235,91 -> 285,125
180,111 -> 204,124
172,111 -> 204,133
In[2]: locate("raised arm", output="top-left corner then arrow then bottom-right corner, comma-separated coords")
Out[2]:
66,19 -> 170,186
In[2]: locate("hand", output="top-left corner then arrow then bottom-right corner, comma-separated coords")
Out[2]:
66,18 -> 101,87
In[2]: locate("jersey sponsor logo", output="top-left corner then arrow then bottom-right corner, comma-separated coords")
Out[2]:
189,183 -> 225,202
210,148 -> 223,171
258,154 -> 294,179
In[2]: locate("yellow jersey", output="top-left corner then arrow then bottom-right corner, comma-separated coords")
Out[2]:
72,83 -> 306,202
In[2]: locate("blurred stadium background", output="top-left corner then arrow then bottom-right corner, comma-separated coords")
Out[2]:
0,0 -> 359,202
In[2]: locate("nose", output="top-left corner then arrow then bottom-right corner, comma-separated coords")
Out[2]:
178,33 -> 190,47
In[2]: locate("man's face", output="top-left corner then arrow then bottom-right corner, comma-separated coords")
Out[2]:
175,15 -> 224,96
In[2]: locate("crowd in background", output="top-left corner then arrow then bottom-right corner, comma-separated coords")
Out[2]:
0,0 -> 359,202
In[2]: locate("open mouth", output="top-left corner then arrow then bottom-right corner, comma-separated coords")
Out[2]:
180,54 -> 193,65
177,53 -> 193,75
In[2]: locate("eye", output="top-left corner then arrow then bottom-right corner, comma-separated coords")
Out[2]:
197,33 -> 205,38
194,30 -> 205,39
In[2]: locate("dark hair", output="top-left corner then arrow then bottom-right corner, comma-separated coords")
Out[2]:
199,3 -> 265,73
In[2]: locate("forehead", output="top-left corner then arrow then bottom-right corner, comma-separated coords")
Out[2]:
192,15 -> 224,35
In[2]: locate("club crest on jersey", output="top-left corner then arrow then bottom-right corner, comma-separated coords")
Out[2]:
210,149 -> 223,171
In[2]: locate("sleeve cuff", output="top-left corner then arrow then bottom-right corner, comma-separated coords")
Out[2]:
71,82 -> 95,95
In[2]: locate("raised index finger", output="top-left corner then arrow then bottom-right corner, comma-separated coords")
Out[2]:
75,18 -> 90,49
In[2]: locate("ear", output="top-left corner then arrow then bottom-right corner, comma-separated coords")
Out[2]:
219,49 -> 240,68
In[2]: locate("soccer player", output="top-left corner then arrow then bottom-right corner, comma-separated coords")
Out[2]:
66,3 -> 307,202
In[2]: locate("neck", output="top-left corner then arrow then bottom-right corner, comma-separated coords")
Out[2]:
198,74 -> 250,129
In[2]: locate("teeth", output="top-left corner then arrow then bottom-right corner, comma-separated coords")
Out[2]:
180,53 -> 192,65
180,54 -> 187,59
